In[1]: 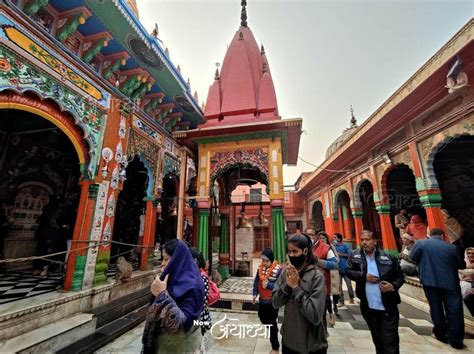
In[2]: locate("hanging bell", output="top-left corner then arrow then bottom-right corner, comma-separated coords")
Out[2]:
237,213 -> 252,229
171,206 -> 178,216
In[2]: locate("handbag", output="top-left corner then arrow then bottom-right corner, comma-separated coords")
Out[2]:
207,276 -> 220,305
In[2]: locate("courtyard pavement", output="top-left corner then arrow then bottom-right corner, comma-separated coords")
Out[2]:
96,275 -> 474,353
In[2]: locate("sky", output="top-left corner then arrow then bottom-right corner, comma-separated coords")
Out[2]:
136,0 -> 473,185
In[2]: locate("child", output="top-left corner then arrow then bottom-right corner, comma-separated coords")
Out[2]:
252,248 -> 282,354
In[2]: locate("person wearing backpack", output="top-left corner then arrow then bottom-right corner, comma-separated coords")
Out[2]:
252,248 -> 282,354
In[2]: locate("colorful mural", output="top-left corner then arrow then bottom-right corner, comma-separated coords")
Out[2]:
209,148 -> 269,181
0,46 -> 105,177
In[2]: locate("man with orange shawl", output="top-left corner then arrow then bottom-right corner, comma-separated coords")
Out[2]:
406,215 -> 428,240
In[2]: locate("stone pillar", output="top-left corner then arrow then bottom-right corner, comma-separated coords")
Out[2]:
376,204 -> 398,255
176,149 -> 188,240
140,197 -> 156,270
352,208 -> 363,247
64,181 -> 96,291
197,200 -> 210,260
218,211 -> 230,280
342,205 -> 354,239
418,188 -> 447,237
271,199 -> 285,263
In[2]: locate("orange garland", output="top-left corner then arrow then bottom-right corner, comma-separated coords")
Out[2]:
258,260 -> 278,281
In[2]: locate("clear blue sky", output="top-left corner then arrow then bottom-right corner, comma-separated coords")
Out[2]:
136,0 -> 473,185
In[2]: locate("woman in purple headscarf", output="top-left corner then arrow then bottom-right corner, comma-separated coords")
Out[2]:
142,239 -> 205,353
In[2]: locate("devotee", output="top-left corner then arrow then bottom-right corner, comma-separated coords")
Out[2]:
320,232 -> 340,327
459,247 -> 474,316
273,234 -> 328,354
405,215 -> 428,240
410,228 -> 465,350
394,209 -> 409,237
142,239 -> 204,354
305,227 -> 317,245
313,231 -> 338,329
398,233 -> 417,276
346,230 -> 404,354
252,248 -> 282,354
334,233 -> 355,306
190,248 -> 212,336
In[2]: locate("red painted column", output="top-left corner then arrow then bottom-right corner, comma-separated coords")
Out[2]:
140,198 -> 155,270
352,209 -> 363,247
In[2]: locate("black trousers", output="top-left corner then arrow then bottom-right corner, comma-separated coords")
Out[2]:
282,345 -> 327,354
360,304 -> 400,354
258,302 -> 280,350
423,285 -> 464,346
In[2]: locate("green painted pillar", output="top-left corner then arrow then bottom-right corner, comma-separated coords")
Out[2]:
198,208 -> 210,260
71,255 -> 87,291
218,213 -> 230,280
271,202 -> 285,263
93,250 -> 110,285
82,38 -> 109,63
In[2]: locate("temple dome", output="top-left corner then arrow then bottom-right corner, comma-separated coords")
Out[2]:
325,108 -> 358,159
203,3 -> 278,127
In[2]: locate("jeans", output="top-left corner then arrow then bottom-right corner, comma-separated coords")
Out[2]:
423,286 -> 464,346
339,272 -> 354,302
360,304 -> 400,354
258,302 -> 280,350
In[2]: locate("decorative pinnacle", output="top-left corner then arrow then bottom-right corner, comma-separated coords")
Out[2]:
215,62 -> 220,80
350,105 -> 357,127
260,44 -> 265,54
241,0 -> 248,27
262,62 -> 267,73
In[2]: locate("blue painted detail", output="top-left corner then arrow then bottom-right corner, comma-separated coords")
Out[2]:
49,0 -> 84,12
77,15 -> 107,36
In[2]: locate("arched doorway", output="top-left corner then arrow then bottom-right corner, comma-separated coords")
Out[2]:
359,180 -> 381,240
157,174 -> 179,247
111,157 -> 148,266
0,108 -> 81,299
213,164 -> 269,276
311,201 -> 325,232
385,164 -> 426,246
433,135 -> 474,247
334,190 -> 355,241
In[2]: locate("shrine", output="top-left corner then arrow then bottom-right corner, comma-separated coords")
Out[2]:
175,1 -> 302,278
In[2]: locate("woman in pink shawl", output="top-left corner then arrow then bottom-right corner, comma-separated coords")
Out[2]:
405,215 -> 428,240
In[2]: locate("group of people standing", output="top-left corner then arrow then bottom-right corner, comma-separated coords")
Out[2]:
142,218 -> 471,353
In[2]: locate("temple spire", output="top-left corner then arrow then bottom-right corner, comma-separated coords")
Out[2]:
241,0 -> 248,27
349,105 -> 357,128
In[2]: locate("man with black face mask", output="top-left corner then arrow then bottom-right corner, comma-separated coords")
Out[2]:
273,234 -> 328,354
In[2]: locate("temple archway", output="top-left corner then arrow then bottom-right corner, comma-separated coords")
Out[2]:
0,107 -> 82,288
433,135 -> 474,247
355,179 -> 381,240
110,157 -> 148,265
157,174 -> 179,246
311,200 -> 325,232
333,190 -> 355,241
383,164 -> 426,246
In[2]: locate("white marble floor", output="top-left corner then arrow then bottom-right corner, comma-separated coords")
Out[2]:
96,310 -> 474,353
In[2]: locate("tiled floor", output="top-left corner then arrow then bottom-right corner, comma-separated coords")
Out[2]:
97,276 -> 474,352
97,308 -> 474,353
0,271 -> 63,304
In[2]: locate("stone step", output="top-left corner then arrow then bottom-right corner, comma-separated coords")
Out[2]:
0,313 -> 96,353
58,304 -> 148,354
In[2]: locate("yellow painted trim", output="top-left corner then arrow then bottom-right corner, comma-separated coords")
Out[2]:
0,103 -> 86,163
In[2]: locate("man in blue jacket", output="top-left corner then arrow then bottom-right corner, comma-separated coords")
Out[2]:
410,228 -> 465,350
346,230 -> 404,354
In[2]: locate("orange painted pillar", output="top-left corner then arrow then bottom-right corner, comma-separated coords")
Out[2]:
376,206 -> 398,255
352,209 -> 363,247
140,198 -> 155,270
64,180 -> 95,291
418,188 -> 448,239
